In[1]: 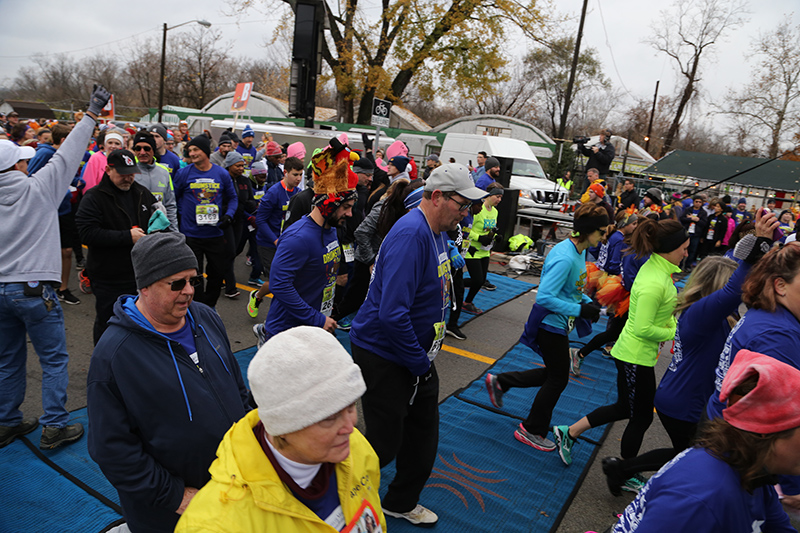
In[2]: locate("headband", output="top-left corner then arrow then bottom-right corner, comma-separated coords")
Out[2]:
573,214 -> 609,236
313,189 -> 358,219
404,187 -> 424,209
617,212 -> 638,229
488,187 -> 504,197
655,227 -> 689,253
105,132 -> 124,146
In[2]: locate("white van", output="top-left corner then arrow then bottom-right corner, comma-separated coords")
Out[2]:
440,133 -> 568,208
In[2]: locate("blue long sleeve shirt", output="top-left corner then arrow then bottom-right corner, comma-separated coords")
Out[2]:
655,261 -> 750,423
621,251 -> 649,291
535,238 -> 592,333
596,230 -> 624,275
263,216 -> 340,336
255,181 -> 298,249
157,149 -> 181,177
173,163 -> 238,238
350,208 -> 451,376
613,447 -> 793,533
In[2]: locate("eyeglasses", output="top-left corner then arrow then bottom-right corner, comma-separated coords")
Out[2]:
134,145 -> 152,152
165,275 -> 203,291
445,194 -> 472,212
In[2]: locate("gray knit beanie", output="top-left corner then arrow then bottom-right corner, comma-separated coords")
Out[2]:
224,151 -> 245,168
248,326 -> 366,435
131,232 -> 199,289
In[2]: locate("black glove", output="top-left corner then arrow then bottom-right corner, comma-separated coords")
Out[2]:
87,84 -> 111,116
361,132 -> 373,151
218,214 -> 233,229
467,245 -> 478,256
579,302 -> 602,322
734,234 -> 773,265
478,233 -> 493,246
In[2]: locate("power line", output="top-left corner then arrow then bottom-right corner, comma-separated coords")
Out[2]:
0,19 -> 273,60
594,0 -> 636,100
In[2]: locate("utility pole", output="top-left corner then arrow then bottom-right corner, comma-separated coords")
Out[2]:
644,80 -> 659,155
556,0 -> 589,141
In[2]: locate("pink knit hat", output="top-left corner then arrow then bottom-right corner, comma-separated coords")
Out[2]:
721,350 -> 800,433
287,141 -> 306,161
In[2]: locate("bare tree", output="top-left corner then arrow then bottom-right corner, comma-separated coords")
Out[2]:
648,0 -> 748,157
718,20 -> 800,158
174,27 -> 236,109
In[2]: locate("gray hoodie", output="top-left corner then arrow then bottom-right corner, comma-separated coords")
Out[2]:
135,161 -> 178,229
0,115 -> 95,283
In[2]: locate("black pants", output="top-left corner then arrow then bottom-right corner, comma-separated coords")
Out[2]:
464,256 -> 489,303
352,344 -> 439,513
223,225 -> 239,295
186,236 -> 229,308
497,329 -> 570,437
586,359 -> 656,459
446,267 -> 465,328
332,260 -> 371,321
579,312 -> 628,356
616,410 -> 699,477
92,279 -> 137,345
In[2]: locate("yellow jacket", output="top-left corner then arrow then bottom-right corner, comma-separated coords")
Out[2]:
175,410 -> 386,533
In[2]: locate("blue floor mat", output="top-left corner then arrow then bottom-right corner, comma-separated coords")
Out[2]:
0,410 -> 122,533
379,397 -> 602,533
455,272 -> 536,326
456,318 -> 619,444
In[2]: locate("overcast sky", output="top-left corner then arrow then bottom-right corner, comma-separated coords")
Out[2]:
1,0 -> 798,129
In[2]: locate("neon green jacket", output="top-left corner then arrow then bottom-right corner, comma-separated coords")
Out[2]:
611,253 -> 679,366
175,410 -> 386,533
466,204 -> 498,259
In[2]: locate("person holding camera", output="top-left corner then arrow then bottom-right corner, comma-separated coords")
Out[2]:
577,129 -> 615,181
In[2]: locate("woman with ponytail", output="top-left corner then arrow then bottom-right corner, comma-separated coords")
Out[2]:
550,218 -> 689,492
485,203 -> 608,453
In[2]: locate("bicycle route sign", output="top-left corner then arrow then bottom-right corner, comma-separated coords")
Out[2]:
371,98 -> 392,127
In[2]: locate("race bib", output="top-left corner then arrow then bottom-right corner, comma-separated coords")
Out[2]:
342,500 -> 383,533
321,282 -> 335,316
254,190 -> 265,200
706,228 -> 714,240
687,222 -> 696,234
195,204 -> 219,225
343,243 -> 355,263
427,322 -> 446,361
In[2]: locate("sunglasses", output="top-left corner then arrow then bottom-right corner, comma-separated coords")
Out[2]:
446,194 -> 472,212
134,145 -> 153,152
165,275 -> 203,291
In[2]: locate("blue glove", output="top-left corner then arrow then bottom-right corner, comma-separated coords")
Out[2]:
448,240 -> 465,270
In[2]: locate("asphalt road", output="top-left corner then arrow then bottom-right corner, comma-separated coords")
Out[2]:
12,257 -> 762,532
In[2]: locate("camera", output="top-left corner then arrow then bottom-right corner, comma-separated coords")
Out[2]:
573,136 -> 590,145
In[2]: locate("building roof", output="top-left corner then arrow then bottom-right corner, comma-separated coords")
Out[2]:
1,100 -> 56,120
642,150 -> 800,192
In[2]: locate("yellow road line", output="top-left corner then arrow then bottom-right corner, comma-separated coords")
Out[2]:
442,344 -> 496,364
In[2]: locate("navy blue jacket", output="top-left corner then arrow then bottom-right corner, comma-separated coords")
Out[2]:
87,296 -> 249,533
655,261 -> 750,423
596,230 -> 624,275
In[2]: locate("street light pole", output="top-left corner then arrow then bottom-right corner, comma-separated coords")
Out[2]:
157,19 -> 211,123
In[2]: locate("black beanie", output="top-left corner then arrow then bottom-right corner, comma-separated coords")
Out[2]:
133,131 -> 157,153
186,135 -> 211,157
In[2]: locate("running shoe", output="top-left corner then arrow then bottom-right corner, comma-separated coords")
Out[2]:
253,323 -> 268,348
462,301 -> 483,315
247,290 -> 261,318
482,280 -> 497,291
383,504 -> 438,526
247,278 -> 264,287
245,256 -> 252,266
485,373 -> 504,408
224,290 -> 240,299
514,423 -> 555,452
445,325 -> 466,340
601,347 -> 613,358
601,457 -> 625,496
56,289 -> 80,305
621,474 -> 648,494
569,347 -> 583,377
75,259 -> 86,270
553,424 -> 575,465
337,317 -> 352,331
78,269 -> 92,294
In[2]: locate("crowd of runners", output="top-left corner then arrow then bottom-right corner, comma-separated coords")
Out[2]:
3,86 -> 800,532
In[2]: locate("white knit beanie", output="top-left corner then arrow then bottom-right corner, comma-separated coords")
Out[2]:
248,326 -> 366,435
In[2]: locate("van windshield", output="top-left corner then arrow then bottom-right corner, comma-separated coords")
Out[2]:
512,158 -> 547,179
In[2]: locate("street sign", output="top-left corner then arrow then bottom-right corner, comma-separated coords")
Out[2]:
371,98 -> 392,127
99,94 -> 114,121
231,82 -> 254,112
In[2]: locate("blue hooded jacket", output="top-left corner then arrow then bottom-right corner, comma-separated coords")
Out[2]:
87,296 -> 249,533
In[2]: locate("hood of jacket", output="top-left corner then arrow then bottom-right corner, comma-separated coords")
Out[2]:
0,169 -> 30,206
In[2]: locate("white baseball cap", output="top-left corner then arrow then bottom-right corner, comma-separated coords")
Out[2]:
0,140 -> 36,170
424,163 -> 488,201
